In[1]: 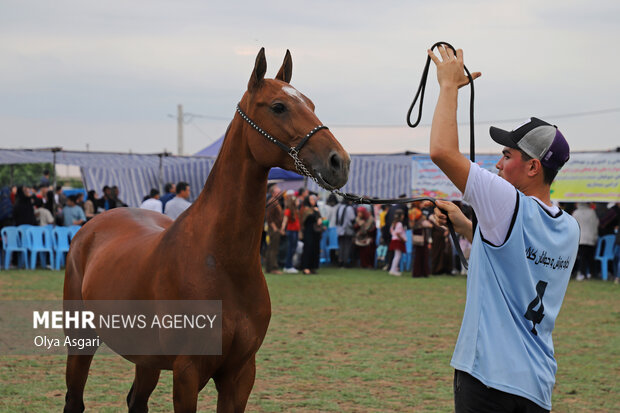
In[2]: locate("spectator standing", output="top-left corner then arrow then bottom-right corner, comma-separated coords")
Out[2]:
140,189 -> 163,213
265,184 -> 284,274
111,186 -> 128,207
412,204 -> 433,278
75,193 -> 85,210
388,210 -> 406,276
335,199 -> 356,267
572,203 -> 599,280
321,193 -> 339,228
354,206 -> 376,269
62,195 -> 86,226
54,185 -> 67,209
300,194 -> 323,274
39,169 -> 51,187
281,194 -> 300,273
430,211 -> 453,275
296,187 -> 309,209
160,183 -> 176,211
83,190 -> 98,220
598,202 -> 619,236
164,182 -> 191,220
99,186 -> 116,211
13,186 -> 37,226
384,199 -> 410,270
379,204 -> 390,243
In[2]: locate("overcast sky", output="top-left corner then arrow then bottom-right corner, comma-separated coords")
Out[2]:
1,0 -> 619,157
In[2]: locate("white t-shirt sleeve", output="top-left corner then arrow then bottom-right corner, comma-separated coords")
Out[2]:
463,162 -> 517,246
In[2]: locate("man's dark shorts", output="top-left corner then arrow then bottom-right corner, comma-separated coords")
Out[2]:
454,370 -> 549,413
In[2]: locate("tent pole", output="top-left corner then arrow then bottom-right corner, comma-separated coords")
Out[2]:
158,153 -> 164,194
51,147 -> 62,225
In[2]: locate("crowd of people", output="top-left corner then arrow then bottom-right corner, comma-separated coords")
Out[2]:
2,172 -> 618,283
261,186 -> 620,281
0,172 -> 193,228
261,184 -> 477,278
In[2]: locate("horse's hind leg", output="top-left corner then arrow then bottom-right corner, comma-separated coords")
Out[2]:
127,365 -> 161,413
63,354 -> 95,413
214,355 -> 256,413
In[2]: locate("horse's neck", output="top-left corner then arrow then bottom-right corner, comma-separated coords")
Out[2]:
178,121 -> 269,261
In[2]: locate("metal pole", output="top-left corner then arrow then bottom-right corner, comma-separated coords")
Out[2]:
52,150 -> 57,224
158,153 -> 164,194
177,104 -> 184,156
51,147 -> 62,226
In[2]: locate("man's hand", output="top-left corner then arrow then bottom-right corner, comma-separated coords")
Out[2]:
427,46 -> 480,194
434,200 -> 473,243
427,46 -> 481,90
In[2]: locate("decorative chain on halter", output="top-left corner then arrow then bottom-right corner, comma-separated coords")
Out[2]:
236,104 -> 328,181
236,42 -> 476,270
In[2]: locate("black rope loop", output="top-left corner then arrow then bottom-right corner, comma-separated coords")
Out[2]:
406,41 -> 476,162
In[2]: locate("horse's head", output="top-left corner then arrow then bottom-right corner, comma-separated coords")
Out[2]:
238,48 -> 350,190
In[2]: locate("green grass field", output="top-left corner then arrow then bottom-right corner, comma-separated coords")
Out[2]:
0,268 -> 618,412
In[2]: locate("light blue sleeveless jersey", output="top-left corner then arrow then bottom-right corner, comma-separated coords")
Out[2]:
451,191 -> 579,410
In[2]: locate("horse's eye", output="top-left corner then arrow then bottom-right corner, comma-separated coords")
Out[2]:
271,103 -> 287,114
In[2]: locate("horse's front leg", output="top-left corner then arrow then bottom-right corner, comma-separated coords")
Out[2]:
172,358 -> 202,413
214,355 -> 256,413
127,364 -> 161,413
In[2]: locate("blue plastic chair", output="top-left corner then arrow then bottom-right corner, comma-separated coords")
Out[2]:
400,229 -> 413,272
16,225 -> 35,269
327,227 -> 339,260
319,230 -> 329,265
26,226 -> 54,269
52,226 -> 72,270
320,227 -> 338,264
68,225 -> 81,241
1,227 -> 28,269
594,234 -> 616,281
320,227 -> 339,265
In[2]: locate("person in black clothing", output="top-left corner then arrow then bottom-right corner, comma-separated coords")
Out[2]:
98,186 -> 117,211
13,186 -> 36,226
598,203 -> 619,236
300,194 -> 323,274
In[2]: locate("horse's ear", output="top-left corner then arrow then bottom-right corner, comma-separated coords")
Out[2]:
275,49 -> 292,83
248,47 -> 267,91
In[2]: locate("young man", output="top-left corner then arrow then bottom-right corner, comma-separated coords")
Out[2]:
62,195 -> 86,226
140,188 -> 163,213
164,181 -> 191,220
427,46 -> 579,412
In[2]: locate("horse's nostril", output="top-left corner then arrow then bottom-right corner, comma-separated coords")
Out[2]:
330,153 -> 341,171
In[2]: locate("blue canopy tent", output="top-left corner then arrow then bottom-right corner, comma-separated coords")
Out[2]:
194,135 -> 304,181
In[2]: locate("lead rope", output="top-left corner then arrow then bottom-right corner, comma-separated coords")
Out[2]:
404,41 -> 477,269
330,42 -> 476,270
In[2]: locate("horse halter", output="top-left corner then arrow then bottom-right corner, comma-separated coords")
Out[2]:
236,104 -> 329,184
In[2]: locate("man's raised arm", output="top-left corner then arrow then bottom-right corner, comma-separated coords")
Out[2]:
427,46 -> 480,193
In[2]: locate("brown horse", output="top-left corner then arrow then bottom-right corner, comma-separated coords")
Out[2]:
63,48 -> 350,413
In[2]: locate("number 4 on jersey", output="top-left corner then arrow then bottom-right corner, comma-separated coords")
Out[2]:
524,281 -> 548,336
